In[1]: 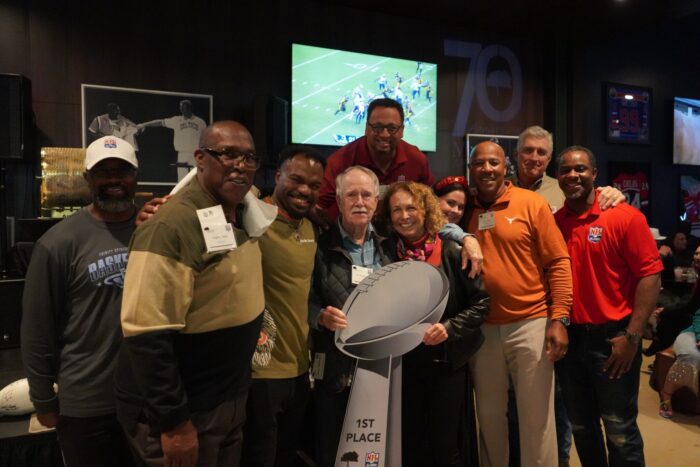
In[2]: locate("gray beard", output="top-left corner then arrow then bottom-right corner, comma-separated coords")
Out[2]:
94,195 -> 134,213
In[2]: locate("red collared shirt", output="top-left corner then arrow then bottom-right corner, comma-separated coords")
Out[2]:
554,191 -> 663,324
317,136 -> 434,221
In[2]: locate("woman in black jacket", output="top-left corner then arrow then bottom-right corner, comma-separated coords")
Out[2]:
378,181 -> 489,467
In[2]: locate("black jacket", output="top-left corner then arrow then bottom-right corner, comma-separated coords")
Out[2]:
308,223 -> 392,393
384,235 -> 490,371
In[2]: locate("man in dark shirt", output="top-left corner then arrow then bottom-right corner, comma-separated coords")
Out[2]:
21,136 -> 138,467
116,121 -> 265,467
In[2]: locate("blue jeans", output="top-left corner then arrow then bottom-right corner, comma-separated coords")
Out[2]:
558,319 -> 644,467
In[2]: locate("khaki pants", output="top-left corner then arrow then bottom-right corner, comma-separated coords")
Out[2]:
470,317 -> 557,467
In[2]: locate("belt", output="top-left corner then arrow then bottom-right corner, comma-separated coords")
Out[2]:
569,316 -> 630,333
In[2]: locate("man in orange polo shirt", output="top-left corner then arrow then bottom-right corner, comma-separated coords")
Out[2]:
464,141 -> 572,467
554,146 -> 661,466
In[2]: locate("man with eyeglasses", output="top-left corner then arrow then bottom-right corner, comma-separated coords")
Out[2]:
116,121 -> 265,467
22,136 -> 139,467
316,98 -> 434,223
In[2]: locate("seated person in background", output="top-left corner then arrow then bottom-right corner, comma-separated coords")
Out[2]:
658,306 -> 700,418
307,166 -> 392,467
646,245 -> 700,356
379,181 -> 489,467
660,231 -> 695,278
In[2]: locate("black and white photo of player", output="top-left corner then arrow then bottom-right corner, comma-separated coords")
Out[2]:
82,84 -> 212,192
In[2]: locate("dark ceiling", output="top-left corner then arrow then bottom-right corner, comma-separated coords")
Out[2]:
325,0 -> 700,39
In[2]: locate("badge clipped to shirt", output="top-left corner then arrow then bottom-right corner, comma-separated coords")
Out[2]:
478,211 -> 496,230
196,205 -> 238,253
351,265 -> 373,285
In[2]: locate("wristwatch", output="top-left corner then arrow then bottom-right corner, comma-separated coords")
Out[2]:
624,329 -> 642,345
553,317 -> 570,327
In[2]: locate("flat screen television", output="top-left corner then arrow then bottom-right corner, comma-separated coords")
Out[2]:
674,97 -> 700,166
291,43 -> 437,152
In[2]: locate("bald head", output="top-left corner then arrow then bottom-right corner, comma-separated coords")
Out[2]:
469,141 -> 508,203
472,141 -> 506,161
199,120 -> 254,150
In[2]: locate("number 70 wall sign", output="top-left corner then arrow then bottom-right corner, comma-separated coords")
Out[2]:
444,39 -> 524,137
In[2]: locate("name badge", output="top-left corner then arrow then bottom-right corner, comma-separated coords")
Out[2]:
478,211 -> 496,230
196,205 -> 238,253
311,352 -> 326,380
352,265 -> 373,285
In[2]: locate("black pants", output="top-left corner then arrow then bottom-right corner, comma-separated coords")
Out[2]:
241,374 -> 310,467
57,413 -> 136,467
312,384 -> 350,467
122,395 -> 247,467
402,348 -> 472,467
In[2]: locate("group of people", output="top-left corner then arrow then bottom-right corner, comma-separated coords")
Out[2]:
21,96 -> 667,467
647,229 -> 700,419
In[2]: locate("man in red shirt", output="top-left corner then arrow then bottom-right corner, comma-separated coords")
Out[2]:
554,146 -> 662,467
315,98 -> 434,222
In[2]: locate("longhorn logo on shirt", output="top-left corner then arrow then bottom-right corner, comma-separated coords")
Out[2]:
588,226 -> 604,243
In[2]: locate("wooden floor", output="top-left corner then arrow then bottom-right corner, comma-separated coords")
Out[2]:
570,354 -> 700,467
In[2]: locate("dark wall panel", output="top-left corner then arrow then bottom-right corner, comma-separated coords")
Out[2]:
569,18 -> 700,235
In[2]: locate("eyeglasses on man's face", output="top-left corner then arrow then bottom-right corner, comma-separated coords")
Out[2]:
200,147 -> 260,169
366,123 -> 403,135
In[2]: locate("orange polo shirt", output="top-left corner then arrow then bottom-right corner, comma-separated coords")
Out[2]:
465,182 -> 572,324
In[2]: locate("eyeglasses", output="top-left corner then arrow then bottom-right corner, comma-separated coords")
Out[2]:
89,167 -> 137,179
367,123 -> 403,135
201,147 -> 260,169
520,146 -> 550,157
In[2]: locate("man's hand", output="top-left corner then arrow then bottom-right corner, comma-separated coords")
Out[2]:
545,320 -> 569,362
596,186 -> 626,210
36,411 -> 59,428
460,235 -> 483,279
423,323 -> 448,345
161,420 -> 198,467
318,306 -> 348,331
136,196 -> 171,226
659,245 -> 672,258
603,335 -> 638,379
307,205 -> 331,231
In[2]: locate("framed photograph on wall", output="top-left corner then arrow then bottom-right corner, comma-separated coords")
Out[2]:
608,161 -> 651,218
465,133 -> 518,184
604,82 -> 651,144
81,84 -> 213,192
680,175 -> 700,239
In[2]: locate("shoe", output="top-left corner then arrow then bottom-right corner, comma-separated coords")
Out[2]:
659,400 -> 673,418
